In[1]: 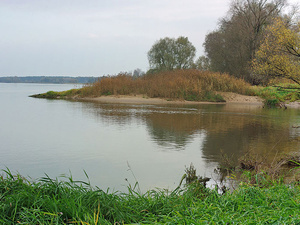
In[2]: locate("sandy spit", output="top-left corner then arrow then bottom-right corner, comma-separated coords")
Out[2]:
81,93 -> 265,106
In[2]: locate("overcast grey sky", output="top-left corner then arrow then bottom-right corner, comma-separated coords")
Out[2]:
0,0 -> 298,77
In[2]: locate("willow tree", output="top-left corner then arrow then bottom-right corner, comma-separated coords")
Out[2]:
252,18 -> 300,84
147,37 -> 196,72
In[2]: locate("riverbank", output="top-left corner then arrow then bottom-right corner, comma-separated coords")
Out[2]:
32,90 -> 300,109
49,70 -> 252,103
29,70 -> 300,108
81,92 -> 264,105
81,92 -> 300,109
1,169 -> 300,224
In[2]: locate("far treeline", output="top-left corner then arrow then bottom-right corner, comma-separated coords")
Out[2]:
0,76 -> 99,84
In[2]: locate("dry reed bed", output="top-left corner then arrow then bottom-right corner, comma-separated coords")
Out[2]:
79,70 -> 251,101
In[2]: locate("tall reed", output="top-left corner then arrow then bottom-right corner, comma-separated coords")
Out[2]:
79,70 -> 251,102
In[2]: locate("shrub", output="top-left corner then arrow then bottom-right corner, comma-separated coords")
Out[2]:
264,98 -> 281,108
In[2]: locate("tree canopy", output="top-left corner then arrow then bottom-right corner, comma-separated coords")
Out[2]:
147,37 -> 196,72
194,56 -> 210,71
204,0 -> 287,83
252,18 -> 300,84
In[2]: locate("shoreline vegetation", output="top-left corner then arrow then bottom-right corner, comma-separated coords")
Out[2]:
2,154 -> 300,224
30,70 -> 252,102
29,70 -> 300,108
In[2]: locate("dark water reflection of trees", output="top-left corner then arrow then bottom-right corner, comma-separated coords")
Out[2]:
80,101 -> 300,166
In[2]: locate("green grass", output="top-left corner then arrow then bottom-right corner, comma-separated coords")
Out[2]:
30,89 -> 81,99
1,168 -> 300,224
250,83 -> 300,104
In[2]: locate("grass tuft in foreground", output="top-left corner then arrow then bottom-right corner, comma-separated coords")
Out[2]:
1,166 -> 300,224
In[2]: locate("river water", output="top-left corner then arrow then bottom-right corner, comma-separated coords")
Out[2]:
1,83 -> 300,192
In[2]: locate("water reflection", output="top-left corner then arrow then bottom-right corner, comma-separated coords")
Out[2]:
7,84 -> 299,192
145,112 -> 204,150
79,101 -> 300,168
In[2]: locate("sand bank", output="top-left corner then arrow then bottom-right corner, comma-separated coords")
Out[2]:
82,93 -> 265,105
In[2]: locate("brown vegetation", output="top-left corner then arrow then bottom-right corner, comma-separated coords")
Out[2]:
79,70 -> 251,102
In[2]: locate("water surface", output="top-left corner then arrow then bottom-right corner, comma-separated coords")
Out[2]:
1,83 -> 299,192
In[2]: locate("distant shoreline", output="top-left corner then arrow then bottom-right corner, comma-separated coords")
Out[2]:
0,76 -> 98,84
